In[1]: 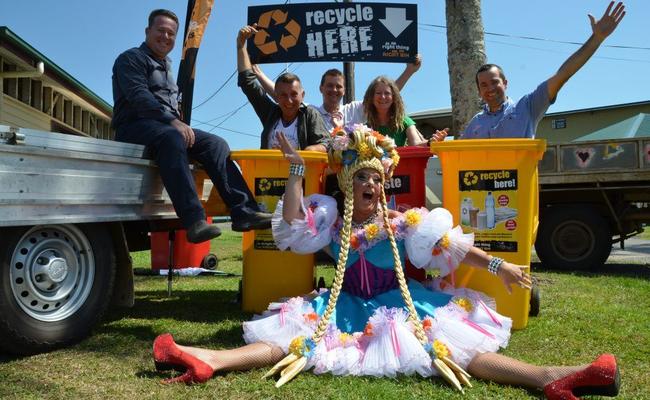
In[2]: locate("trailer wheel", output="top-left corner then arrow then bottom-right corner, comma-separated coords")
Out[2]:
0,224 -> 115,355
529,282 -> 540,317
201,253 -> 218,270
535,206 -> 612,270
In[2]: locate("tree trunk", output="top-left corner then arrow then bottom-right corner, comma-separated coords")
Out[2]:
445,0 -> 486,135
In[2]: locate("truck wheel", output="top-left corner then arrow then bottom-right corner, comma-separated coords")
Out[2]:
0,224 -> 115,355
535,206 -> 612,270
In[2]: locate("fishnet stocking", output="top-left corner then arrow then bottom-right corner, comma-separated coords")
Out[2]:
468,352 -> 587,389
180,342 -> 285,372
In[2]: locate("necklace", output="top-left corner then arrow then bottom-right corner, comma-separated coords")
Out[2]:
351,208 -> 380,229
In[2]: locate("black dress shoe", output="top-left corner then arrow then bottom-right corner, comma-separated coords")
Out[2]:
186,220 -> 222,243
231,211 -> 273,232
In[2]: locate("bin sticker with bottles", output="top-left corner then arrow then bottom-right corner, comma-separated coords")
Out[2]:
459,169 -> 519,252
253,177 -> 288,250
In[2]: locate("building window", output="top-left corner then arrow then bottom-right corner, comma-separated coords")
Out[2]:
552,118 -> 567,129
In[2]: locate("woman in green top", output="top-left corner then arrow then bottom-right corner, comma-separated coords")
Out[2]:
362,76 -> 429,146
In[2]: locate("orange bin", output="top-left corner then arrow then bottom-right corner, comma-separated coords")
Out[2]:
151,217 -> 213,270
231,150 -> 328,312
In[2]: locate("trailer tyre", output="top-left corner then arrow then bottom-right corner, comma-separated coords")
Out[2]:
535,206 -> 611,270
529,282 -> 540,317
0,224 -> 115,355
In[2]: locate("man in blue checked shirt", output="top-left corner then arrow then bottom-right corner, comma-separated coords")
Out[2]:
461,2 -> 625,139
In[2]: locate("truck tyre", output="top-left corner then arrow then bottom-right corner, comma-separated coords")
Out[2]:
535,206 -> 612,270
0,224 -> 115,355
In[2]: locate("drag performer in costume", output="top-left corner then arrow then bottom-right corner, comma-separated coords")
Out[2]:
152,125 -> 620,400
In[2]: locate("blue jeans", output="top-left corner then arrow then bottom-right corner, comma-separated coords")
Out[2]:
116,119 -> 259,228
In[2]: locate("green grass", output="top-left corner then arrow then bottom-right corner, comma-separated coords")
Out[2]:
639,225 -> 650,240
1,228 -> 649,399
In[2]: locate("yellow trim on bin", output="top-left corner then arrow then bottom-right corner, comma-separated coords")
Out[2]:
231,149 -> 328,162
431,139 -> 546,153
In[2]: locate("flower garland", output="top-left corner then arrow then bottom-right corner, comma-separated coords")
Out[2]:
331,207 -> 428,252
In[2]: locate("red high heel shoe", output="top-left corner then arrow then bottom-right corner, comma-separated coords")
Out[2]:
152,333 -> 214,384
543,354 -> 620,400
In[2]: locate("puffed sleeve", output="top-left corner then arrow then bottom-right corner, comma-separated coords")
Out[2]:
405,208 -> 474,277
272,193 -> 338,254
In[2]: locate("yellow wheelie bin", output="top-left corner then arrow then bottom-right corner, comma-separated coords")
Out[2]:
430,139 -> 546,329
231,150 -> 328,312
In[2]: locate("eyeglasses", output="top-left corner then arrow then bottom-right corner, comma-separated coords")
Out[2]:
354,172 -> 382,185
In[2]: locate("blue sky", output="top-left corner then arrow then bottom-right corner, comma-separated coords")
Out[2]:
2,1 -> 648,149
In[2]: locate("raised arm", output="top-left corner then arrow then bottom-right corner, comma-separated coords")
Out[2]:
394,53 -> 422,91
546,1 -> 625,100
237,24 -> 257,72
251,64 -> 277,101
278,132 -> 305,223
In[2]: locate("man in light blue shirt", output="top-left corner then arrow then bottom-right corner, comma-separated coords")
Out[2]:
461,1 -> 625,139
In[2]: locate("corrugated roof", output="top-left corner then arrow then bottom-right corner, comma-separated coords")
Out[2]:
573,113 -> 650,141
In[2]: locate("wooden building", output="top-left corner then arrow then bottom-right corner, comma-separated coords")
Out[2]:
0,27 -> 112,138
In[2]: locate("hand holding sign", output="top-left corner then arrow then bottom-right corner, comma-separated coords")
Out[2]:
237,24 -> 258,48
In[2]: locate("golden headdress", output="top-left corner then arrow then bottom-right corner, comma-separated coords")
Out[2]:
327,123 -> 400,189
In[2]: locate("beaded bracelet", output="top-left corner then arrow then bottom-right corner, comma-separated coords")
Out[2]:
289,163 -> 305,177
487,256 -> 504,275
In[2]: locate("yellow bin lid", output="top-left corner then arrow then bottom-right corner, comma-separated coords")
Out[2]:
231,149 -> 328,162
431,138 -> 546,154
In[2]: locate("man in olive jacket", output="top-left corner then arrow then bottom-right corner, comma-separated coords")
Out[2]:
236,24 -> 328,151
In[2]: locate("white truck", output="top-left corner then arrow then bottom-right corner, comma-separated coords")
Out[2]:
0,125 -> 222,355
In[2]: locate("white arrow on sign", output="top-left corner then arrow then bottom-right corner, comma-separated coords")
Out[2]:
379,7 -> 413,38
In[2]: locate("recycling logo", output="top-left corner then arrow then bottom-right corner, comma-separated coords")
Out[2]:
463,172 -> 478,186
258,178 -> 272,193
254,9 -> 301,55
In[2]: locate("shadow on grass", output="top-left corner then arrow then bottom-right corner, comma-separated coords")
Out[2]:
106,288 -> 250,324
533,261 -> 650,279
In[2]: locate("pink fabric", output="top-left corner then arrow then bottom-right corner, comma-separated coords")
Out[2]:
306,207 -> 318,236
478,298 -> 503,327
389,320 -> 401,358
279,303 -> 287,327
359,252 -> 372,297
462,316 -> 495,339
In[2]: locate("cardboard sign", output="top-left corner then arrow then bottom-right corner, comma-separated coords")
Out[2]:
247,2 -> 417,64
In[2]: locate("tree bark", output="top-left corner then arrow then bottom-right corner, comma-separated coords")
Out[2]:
445,0 -> 486,135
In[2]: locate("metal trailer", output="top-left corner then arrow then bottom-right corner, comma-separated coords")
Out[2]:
0,125 -> 225,355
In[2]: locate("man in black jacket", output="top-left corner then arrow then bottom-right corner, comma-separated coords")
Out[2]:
236,24 -> 329,151
112,9 -> 272,243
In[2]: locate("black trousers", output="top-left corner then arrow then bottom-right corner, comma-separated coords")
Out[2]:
116,119 -> 259,228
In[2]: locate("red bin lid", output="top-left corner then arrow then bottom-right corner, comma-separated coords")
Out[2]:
396,146 -> 432,159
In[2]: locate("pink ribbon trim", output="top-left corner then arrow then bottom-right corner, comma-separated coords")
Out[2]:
462,317 -> 496,339
306,207 -> 318,235
279,303 -> 287,327
389,320 -> 401,358
359,252 -> 372,296
479,299 -> 503,327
